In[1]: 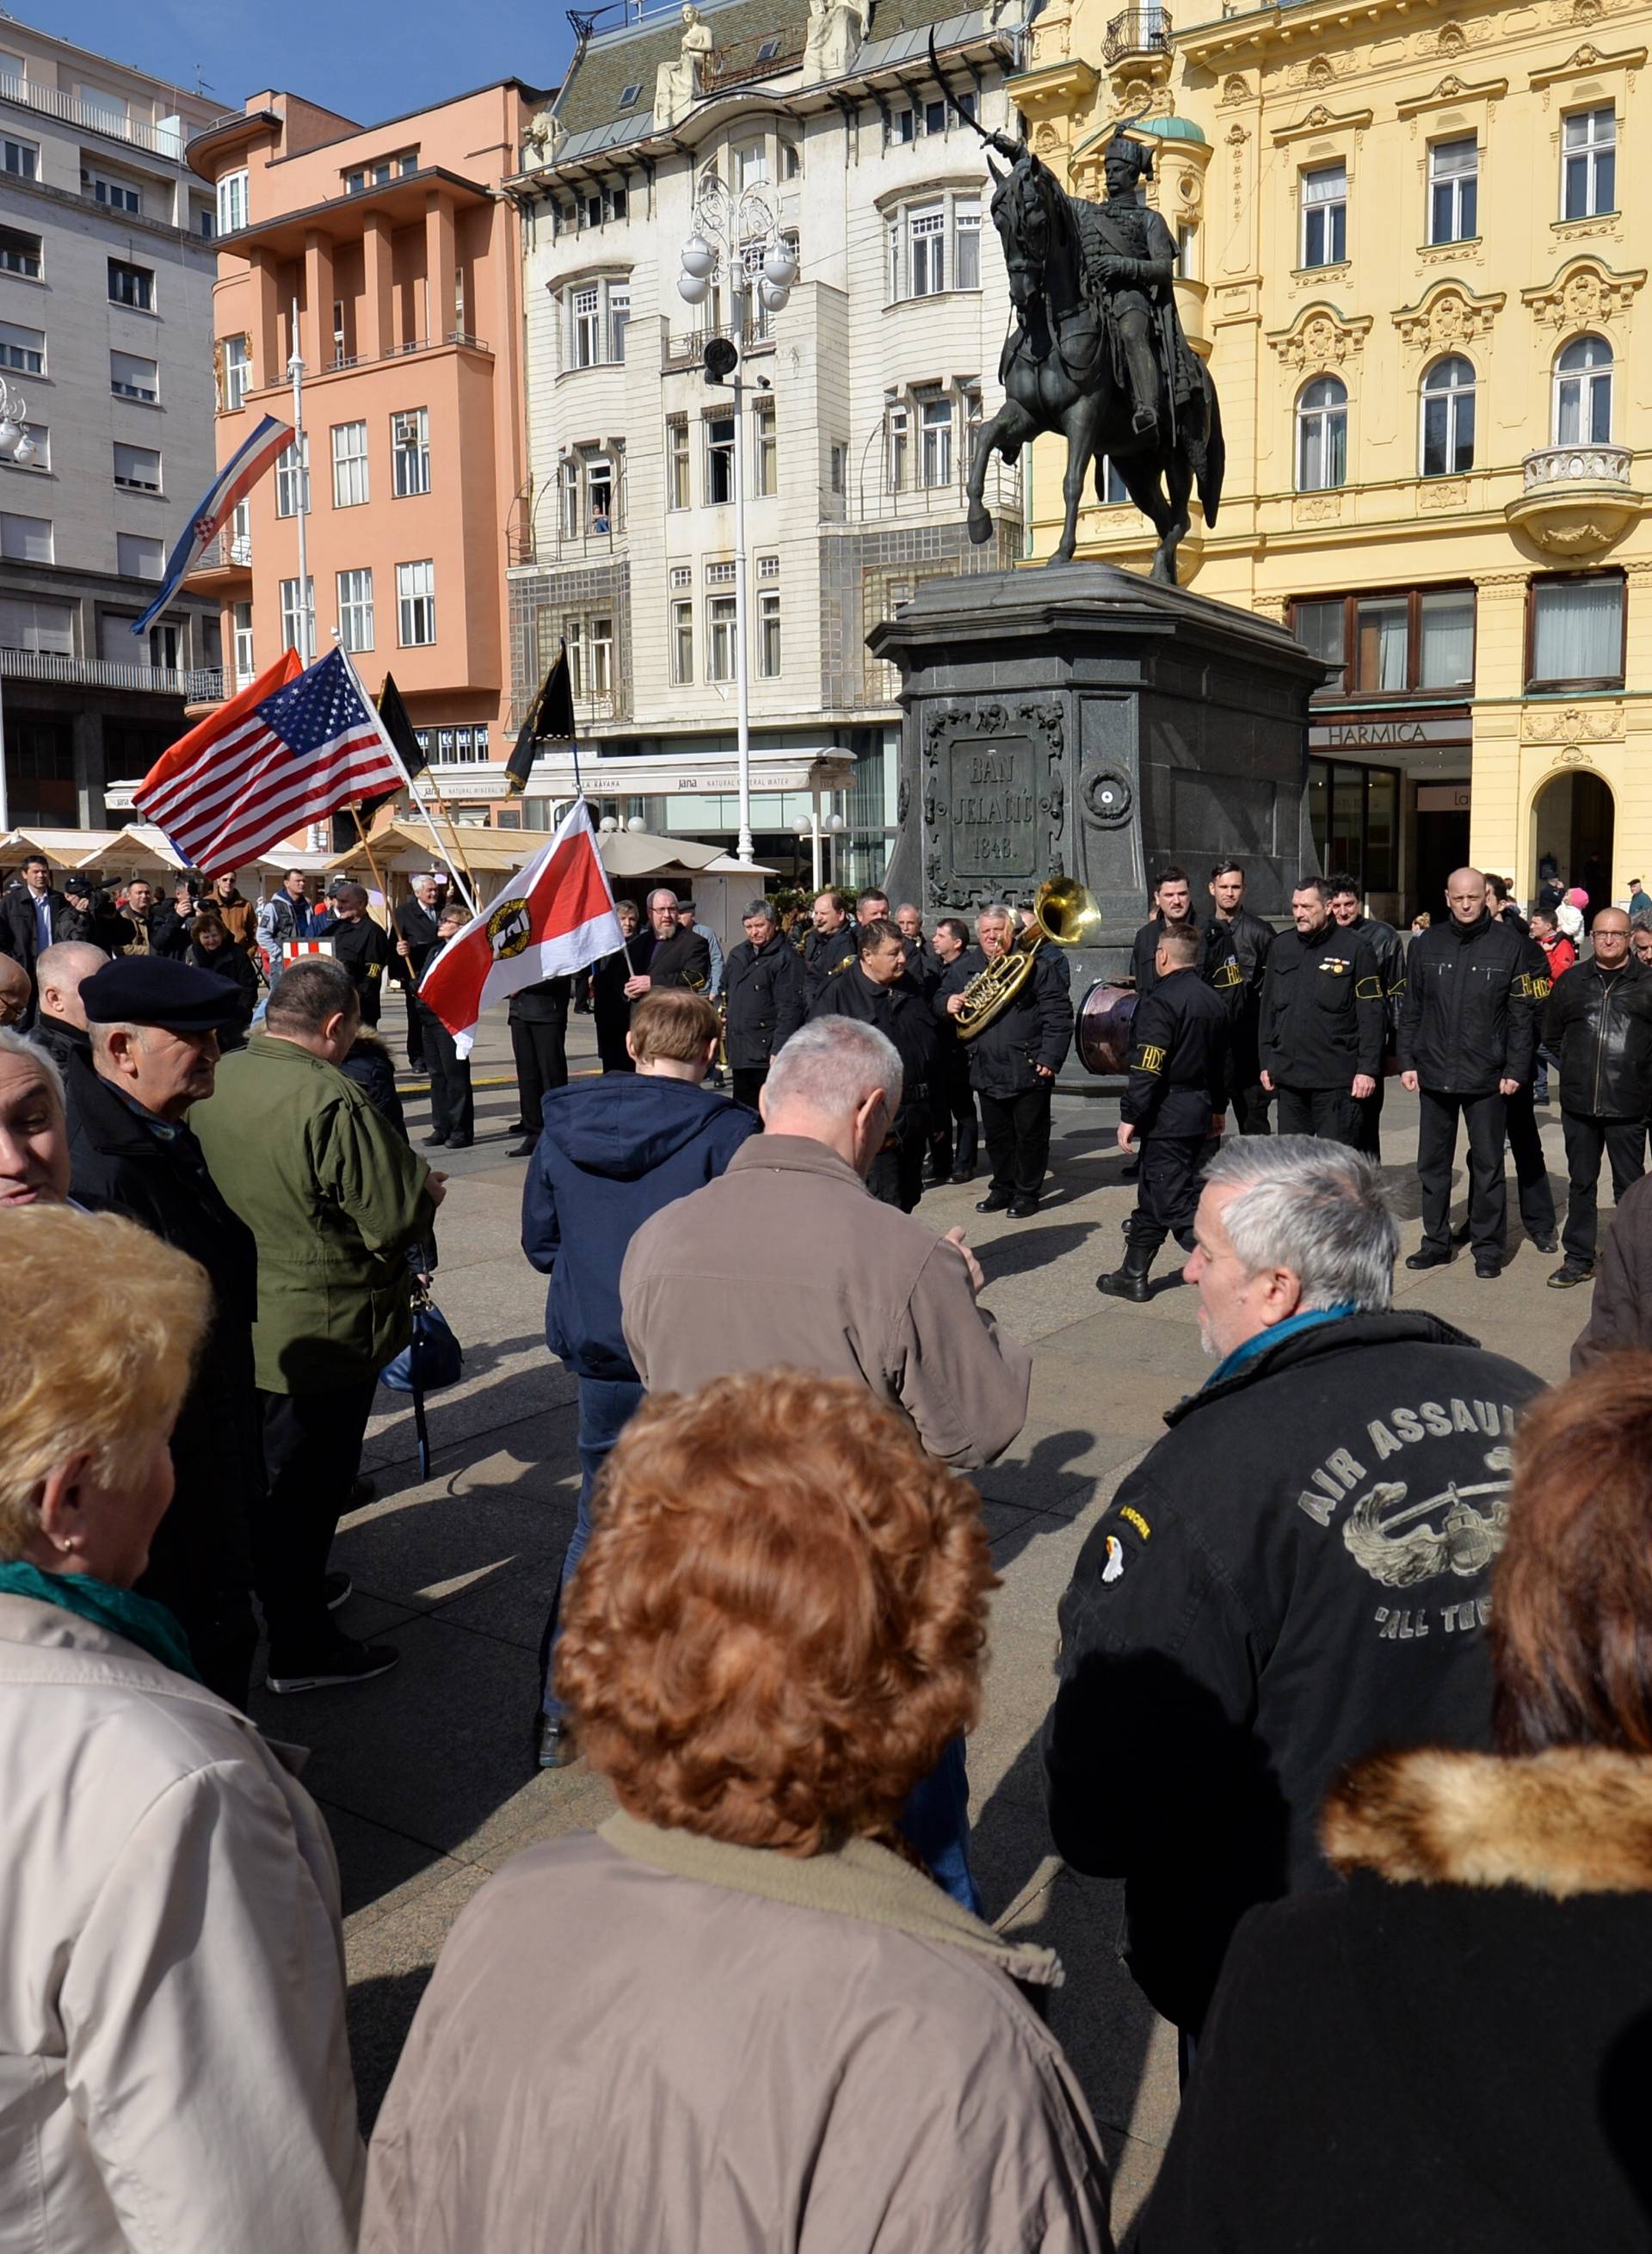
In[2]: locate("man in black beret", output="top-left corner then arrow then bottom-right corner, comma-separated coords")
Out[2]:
65,957 -> 263,1706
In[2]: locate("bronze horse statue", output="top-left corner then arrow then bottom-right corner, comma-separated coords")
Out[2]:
940,77 -> 1224,582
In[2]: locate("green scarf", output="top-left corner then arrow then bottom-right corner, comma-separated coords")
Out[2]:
0,1561 -> 200,1682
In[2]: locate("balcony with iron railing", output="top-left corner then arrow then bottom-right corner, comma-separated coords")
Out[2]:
510,517 -> 628,570
0,649 -> 220,698
186,531 -> 254,583
0,71 -> 191,160
661,320 -> 777,376
850,454 -> 1024,527
1103,6 -> 1172,62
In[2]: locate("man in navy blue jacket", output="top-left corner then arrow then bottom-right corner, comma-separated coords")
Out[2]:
521,986 -> 758,1769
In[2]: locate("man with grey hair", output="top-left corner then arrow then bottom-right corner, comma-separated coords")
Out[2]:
622,1013 -> 1032,1912
723,896 -> 805,1112
0,1025 -> 70,1206
1045,1134 -> 1544,2042
622,1016 -> 1029,1468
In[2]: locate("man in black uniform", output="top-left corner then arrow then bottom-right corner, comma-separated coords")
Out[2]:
316,881 -> 392,1025
416,904 -> 476,1149
926,915 -> 978,1184
395,873 -> 444,1071
1098,925 -> 1228,1301
724,897 -> 806,1112
1208,861 -> 1274,1136
1483,878 -> 1558,1257
507,977 -> 571,1156
1327,874 -> 1404,1160
626,887 -> 711,996
1399,866 -> 1536,1279
896,902 -> 939,993
1131,865 -> 1195,995
938,902 -> 1070,1217
799,889 -> 857,1001
809,916 -> 935,1210
1258,878 -> 1384,1148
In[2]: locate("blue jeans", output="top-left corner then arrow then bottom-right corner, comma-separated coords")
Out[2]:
898,1736 -> 981,1913
539,1374 -> 644,1721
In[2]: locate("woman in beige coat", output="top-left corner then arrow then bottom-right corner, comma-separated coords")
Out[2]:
0,1204 -> 363,2254
362,1369 -> 1113,2252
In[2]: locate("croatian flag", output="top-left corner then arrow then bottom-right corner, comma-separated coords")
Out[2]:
132,413 -> 294,636
420,798 -> 623,1057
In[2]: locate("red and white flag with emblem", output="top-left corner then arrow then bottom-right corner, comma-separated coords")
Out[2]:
419,797 -> 623,1056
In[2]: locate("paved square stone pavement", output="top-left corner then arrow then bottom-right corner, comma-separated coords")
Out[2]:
265,999 -> 1589,2234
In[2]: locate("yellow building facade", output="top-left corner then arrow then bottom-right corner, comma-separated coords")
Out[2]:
1014,0 -> 1650,920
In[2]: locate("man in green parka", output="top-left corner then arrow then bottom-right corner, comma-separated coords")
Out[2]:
194,956 -> 444,1693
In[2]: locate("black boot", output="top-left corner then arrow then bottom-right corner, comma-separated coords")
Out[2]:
1097,1223 -> 1156,1304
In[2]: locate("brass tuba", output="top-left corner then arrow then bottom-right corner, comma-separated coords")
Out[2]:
953,876 -> 1103,1041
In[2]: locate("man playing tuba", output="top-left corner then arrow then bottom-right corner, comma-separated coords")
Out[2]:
938,902 -> 1073,1220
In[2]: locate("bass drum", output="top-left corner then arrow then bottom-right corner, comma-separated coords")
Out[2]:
1076,981 -> 1138,1077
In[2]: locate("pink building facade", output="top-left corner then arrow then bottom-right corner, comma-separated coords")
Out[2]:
185,82 -> 536,804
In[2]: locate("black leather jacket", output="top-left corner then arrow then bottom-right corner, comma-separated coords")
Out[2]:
1397,911 -> 1535,1093
1543,958 -> 1652,1121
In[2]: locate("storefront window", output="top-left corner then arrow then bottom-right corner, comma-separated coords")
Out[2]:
1355,598 -> 1409,693
1294,586 -> 1476,699
1294,599 -> 1347,694
1308,758 -> 1401,895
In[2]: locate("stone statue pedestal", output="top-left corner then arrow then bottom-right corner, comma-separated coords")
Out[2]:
870,562 -> 1327,1080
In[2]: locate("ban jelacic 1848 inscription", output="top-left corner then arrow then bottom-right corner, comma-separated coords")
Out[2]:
949,736 -> 1039,879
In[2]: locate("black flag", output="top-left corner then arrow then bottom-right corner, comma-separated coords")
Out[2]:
507,644 -> 576,798
356,671 -> 429,826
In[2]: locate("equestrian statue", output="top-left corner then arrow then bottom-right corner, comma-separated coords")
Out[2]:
935,58 -> 1224,583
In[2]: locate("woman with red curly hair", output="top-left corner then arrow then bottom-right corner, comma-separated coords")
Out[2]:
361,1370 -> 1112,2253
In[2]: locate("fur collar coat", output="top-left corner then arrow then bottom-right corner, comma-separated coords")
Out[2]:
1137,1746 -> 1652,2252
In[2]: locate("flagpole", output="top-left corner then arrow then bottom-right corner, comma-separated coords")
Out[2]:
402,754 -> 478,899
332,641 -> 479,917
287,300 -> 312,670
348,804 -> 394,913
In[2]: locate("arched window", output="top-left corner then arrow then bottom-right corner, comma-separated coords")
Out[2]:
1297,375 -> 1347,491
1554,334 -> 1612,445
1420,354 -> 1476,477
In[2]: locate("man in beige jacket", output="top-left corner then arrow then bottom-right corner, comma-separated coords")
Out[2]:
621,1016 -> 1031,1912
620,1016 -> 1031,1468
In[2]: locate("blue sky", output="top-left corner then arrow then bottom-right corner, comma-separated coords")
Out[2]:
30,1 -> 576,125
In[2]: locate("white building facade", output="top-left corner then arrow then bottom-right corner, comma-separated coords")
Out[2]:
0,24 -> 221,830
503,0 -> 1032,885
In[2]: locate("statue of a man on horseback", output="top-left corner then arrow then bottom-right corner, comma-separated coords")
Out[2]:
1067,132 -> 1204,446
932,42 -> 1224,584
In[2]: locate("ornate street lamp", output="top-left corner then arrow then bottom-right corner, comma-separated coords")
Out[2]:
677,169 -> 799,867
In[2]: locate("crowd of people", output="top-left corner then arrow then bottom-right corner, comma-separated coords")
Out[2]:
3,843 -> 1652,2251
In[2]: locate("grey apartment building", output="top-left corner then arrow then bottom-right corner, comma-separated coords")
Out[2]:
0,22 -> 220,830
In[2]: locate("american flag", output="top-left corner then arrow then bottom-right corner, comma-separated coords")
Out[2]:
135,647 -> 406,874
